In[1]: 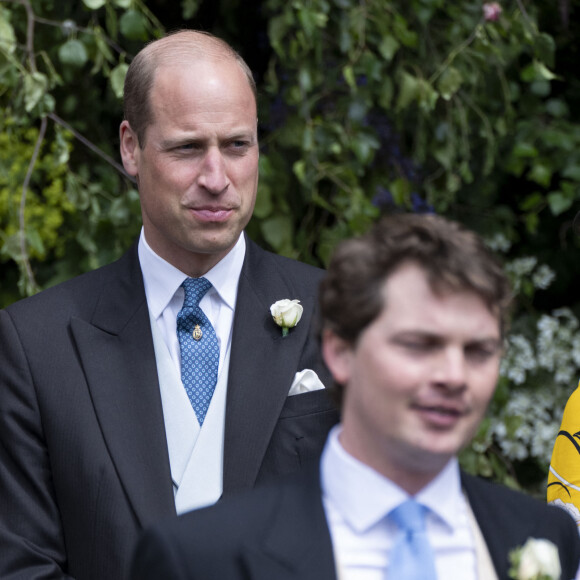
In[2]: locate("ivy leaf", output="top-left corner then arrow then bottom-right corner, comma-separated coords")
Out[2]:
545,99 -> 568,118
378,35 -> 399,62
120,9 -> 148,41
534,33 -> 555,68
396,72 -> 419,111
0,9 -> 16,54
181,0 -> 200,19
527,162 -> 552,187
24,72 -> 48,112
254,183 -> 273,219
521,60 -> 557,82
512,142 -> 538,158
110,63 -> 129,99
261,215 -> 293,252
547,191 -> 573,216
58,40 -> 88,68
112,0 -> 132,8
437,67 -> 463,101
82,0 -> 106,8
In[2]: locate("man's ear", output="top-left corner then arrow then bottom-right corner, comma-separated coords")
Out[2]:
119,120 -> 139,177
322,328 -> 353,386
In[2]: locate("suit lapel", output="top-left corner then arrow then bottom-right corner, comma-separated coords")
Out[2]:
462,473 -> 520,580
242,467 -> 336,580
71,246 -> 175,528
223,239 -> 317,492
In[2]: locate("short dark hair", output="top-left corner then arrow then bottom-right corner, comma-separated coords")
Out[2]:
123,29 -> 257,147
319,214 -> 512,405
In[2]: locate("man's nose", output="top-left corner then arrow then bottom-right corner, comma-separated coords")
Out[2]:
433,348 -> 467,391
197,147 -> 229,194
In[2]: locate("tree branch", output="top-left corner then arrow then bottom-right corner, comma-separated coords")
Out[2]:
48,113 -> 136,182
19,116 -> 46,294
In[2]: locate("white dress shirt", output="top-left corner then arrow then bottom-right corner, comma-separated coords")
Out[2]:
320,426 -> 477,580
138,230 -> 245,512
138,229 -> 245,377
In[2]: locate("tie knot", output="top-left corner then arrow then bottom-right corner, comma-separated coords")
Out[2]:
182,277 -> 212,308
390,500 -> 427,533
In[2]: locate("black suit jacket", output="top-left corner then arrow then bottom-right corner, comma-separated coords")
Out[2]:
131,465 -> 580,580
0,236 -> 338,580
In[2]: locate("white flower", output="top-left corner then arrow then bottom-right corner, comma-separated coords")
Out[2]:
270,299 -> 303,337
509,538 -> 561,580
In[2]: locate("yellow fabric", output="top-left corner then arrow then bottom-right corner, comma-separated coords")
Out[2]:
547,380 -> 580,526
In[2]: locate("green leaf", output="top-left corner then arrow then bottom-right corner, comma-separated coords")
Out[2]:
113,0 -> 133,8
396,72 -> 419,111
110,63 -> 129,99
120,9 -> 149,41
350,131 -> 379,163
512,142 -> 538,158
377,35 -> 400,62
58,40 -> 89,68
530,80 -> 551,97
527,162 -> 552,188
534,33 -> 556,68
0,9 -> 17,54
293,160 -> 307,185
524,212 -> 539,234
519,192 -> 543,211
437,67 -> 462,101
390,178 -> 411,205
562,165 -> 580,181
24,72 -> 48,112
261,215 -> 293,251
547,191 -> 573,216
82,0 -> 106,8
181,0 -> 200,19
378,77 -> 394,109
545,99 -> 569,118
342,65 -> 356,91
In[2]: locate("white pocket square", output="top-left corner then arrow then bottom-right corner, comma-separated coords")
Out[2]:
288,369 -> 325,396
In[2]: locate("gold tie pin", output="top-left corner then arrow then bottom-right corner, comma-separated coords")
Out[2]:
192,325 -> 203,341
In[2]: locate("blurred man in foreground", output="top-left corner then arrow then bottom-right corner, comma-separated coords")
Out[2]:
132,213 -> 580,580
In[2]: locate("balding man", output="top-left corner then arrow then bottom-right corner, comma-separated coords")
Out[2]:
0,30 -> 337,580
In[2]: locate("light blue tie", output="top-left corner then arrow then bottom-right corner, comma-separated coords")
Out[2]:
387,499 -> 438,580
177,277 -> 219,425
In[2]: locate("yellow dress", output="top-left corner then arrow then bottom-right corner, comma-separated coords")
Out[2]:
547,380 -> 580,526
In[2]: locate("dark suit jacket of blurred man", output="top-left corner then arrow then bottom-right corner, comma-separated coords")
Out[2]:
131,465 -> 580,580
0,235 -> 338,580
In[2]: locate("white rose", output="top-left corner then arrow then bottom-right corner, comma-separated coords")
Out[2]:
516,538 -> 561,580
270,299 -> 303,336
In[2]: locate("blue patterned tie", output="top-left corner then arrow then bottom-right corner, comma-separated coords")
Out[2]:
177,277 -> 219,425
387,499 -> 438,580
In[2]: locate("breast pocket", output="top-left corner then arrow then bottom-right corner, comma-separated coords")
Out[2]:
257,390 -> 339,483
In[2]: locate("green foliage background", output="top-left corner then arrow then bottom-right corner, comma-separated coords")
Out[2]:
1,0 -> 580,495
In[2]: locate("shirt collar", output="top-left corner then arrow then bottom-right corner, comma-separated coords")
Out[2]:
138,229 -> 245,318
321,425 -> 463,534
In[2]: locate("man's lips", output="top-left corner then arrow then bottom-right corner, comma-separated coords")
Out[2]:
412,402 -> 468,427
187,207 -> 234,222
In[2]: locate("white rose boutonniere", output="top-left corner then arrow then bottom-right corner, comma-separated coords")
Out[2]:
509,538 -> 561,580
270,299 -> 303,337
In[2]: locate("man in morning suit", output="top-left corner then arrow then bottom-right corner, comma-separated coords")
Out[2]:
131,214 -> 580,580
0,30 -> 338,579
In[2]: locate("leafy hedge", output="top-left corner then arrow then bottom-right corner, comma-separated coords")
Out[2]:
1,0 -> 579,495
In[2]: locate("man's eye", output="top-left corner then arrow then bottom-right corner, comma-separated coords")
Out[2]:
229,140 -> 251,151
401,341 -> 434,352
465,345 -> 498,362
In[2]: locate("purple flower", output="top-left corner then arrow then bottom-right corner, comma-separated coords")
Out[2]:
483,2 -> 502,22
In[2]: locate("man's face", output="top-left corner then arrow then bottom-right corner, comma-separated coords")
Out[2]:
120,57 -> 259,276
323,262 -> 502,487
